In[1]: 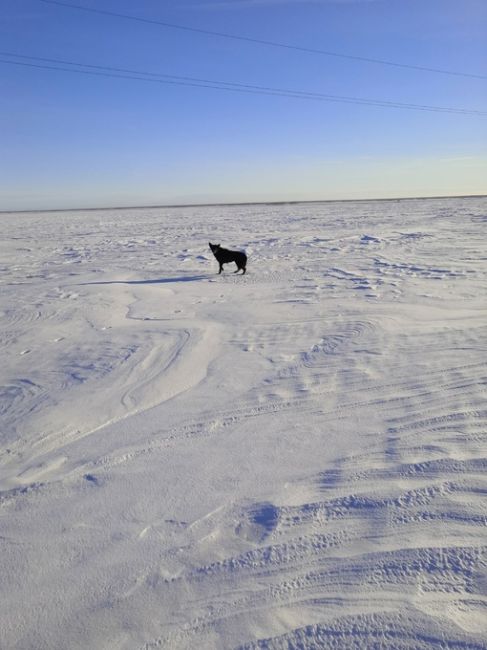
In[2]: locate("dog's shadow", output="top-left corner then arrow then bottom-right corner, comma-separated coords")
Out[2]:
81,275 -> 208,286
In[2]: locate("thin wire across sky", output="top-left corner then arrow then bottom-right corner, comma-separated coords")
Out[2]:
37,0 -> 487,81
2,53 -> 485,117
4,0 -> 486,117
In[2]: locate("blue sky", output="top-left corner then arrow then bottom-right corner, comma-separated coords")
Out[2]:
1,0 -> 486,210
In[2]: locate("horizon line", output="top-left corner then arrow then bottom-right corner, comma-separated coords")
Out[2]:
1,193 -> 486,215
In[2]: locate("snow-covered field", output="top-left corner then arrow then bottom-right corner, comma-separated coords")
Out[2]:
1,197 -> 486,649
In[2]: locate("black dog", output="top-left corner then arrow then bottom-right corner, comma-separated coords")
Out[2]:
209,242 -> 247,275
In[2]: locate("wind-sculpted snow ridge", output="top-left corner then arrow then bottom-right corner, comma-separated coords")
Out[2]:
153,399 -> 486,649
0,197 -> 486,649
239,612 -> 487,650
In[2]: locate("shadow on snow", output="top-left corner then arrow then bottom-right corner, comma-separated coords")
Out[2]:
81,275 -> 208,286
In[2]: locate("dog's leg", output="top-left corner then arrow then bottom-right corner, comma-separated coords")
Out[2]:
235,261 -> 246,274
219,264 -> 223,274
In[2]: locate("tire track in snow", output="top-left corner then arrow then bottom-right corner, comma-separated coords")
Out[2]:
83,358 -> 486,482
142,342 -> 487,650
1,198 -> 487,650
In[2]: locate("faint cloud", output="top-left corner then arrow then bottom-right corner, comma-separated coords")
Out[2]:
440,156 -> 481,163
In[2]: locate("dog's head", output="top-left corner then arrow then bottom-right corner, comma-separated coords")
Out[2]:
209,242 -> 220,253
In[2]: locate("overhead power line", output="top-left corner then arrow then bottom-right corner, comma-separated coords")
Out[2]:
1,53 -> 486,116
37,0 -> 487,81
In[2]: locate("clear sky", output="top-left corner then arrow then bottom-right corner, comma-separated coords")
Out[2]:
1,0 -> 486,210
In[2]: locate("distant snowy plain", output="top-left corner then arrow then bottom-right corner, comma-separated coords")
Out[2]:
1,197 -> 486,649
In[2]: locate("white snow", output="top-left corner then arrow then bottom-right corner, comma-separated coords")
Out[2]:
1,197 -> 486,649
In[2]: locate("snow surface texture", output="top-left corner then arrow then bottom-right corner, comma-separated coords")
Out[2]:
1,197 -> 486,649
